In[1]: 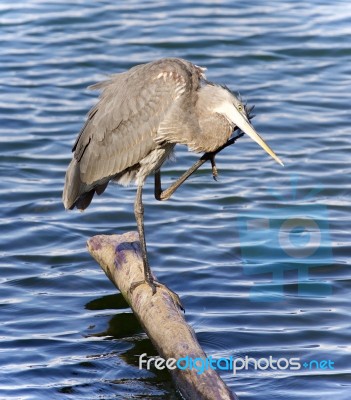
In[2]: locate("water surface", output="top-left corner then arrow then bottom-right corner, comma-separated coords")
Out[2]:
1,1 -> 350,399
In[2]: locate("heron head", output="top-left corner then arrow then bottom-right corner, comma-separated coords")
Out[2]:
213,86 -> 284,166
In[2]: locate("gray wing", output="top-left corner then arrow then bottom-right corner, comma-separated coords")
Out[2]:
63,58 -> 204,209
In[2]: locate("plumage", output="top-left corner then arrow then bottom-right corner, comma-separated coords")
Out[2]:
64,58 -> 283,213
63,57 -> 283,294
64,58 -> 206,210
63,58 -> 282,211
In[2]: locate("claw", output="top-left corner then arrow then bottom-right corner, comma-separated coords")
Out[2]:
130,278 -> 156,295
209,154 -> 219,181
129,279 -> 184,312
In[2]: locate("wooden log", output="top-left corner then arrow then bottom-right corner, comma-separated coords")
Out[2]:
87,231 -> 238,400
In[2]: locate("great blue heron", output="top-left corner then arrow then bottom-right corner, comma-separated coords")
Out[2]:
63,57 -> 283,295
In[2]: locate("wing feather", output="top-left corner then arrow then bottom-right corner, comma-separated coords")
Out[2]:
75,65 -> 171,185
63,58 -> 205,209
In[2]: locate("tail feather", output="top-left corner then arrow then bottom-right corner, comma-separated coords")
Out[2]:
73,189 -> 95,210
62,159 -> 108,211
63,159 -> 81,209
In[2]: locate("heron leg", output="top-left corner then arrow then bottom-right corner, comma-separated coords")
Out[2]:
209,154 -> 219,181
154,169 -> 162,200
133,184 -> 154,287
154,154 -> 218,201
154,161 -> 204,201
154,132 -> 245,201
130,184 -> 184,311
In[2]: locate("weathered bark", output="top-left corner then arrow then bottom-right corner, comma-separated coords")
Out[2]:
87,231 -> 237,400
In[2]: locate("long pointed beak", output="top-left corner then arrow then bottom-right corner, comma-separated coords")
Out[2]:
232,106 -> 284,166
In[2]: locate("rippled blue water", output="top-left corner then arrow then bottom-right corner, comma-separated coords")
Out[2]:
1,1 -> 350,399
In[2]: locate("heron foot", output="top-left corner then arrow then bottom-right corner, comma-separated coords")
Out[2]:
129,279 -> 184,312
209,154 -> 219,181
129,278 -> 157,295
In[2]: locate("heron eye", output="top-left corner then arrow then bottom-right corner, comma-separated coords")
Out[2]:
237,104 -> 243,112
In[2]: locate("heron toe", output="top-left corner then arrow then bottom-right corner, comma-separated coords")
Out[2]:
156,281 -> 184,312
129,279 -> 184,312
209,154 -> 219,181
